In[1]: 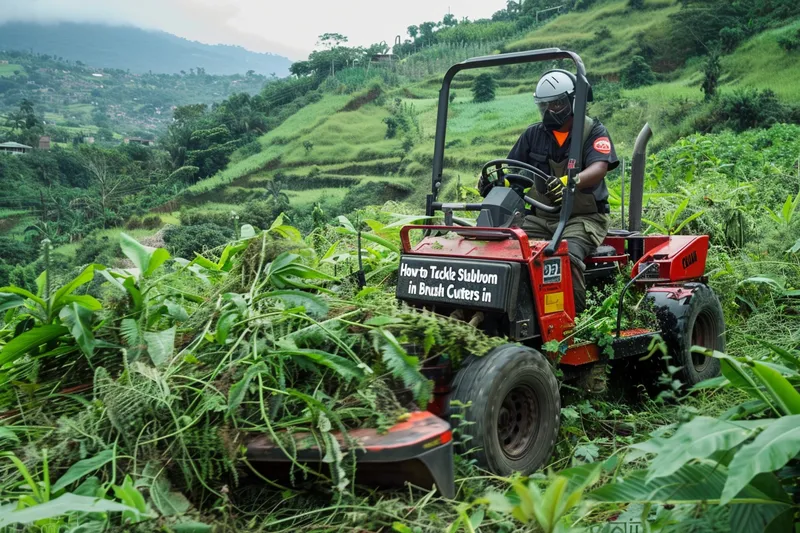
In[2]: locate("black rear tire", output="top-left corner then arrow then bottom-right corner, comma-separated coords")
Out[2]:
450,344 -> 560,475
651,283 -> 725,386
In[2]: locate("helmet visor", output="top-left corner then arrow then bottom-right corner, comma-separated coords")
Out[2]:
535,94 -> 571,117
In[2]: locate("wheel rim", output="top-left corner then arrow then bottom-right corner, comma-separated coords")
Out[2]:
690,309 -> 719,372
497,384 -> 539,460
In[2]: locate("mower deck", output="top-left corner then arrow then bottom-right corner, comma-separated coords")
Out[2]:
246,411 -> 455,498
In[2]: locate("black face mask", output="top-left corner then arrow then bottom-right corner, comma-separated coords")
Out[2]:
542,105 -> 572,130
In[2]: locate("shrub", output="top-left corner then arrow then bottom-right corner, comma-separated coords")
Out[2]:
141,215 -> 163,230
621,56 -> 656,88
239,140 -> 263,159
717,89 -> 784,132
628,0 -> 644,9
777,29 -> 800,52
701,50 -> 721,101
594,27 -> 612,41
719,26 -> 744,53
163,223 -> 235,259
125,216 -> 143,230
472,73 -> 496,103
75,235 -> 119,266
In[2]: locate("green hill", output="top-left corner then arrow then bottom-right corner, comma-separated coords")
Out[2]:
176,4 -> 800,221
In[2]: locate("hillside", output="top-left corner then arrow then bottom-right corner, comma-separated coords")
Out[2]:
0,51 -> 272,139
0,22 -> 292,76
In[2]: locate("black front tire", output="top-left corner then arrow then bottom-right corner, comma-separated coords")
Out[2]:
652,283 -> 725,386
450,344 -> 560,475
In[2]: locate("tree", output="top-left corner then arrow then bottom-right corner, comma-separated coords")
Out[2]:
442,13 -> 458,28
628,0 -> 645,9
78,148 -> 129,229
472,73 -> 497,103
264,180 -> 290,212
621,55 -> 656,88
418,22 -> 438,47
316,33 -> 350,75
701,49 -> 721,101
317,33 -> 348,50
407,25 -> 419,40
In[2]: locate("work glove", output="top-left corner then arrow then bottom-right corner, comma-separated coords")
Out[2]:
546,174 -> 581,204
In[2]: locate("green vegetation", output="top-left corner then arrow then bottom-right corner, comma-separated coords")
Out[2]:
1,124 -> 799,530
0,63 -> 23,78
1,0 -> 800,529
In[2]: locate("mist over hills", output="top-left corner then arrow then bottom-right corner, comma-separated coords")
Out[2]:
0,22 -> 292,76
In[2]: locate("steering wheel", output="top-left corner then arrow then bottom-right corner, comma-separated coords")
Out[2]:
480,159 -> 561,214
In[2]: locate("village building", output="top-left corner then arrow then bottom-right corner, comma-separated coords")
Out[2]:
39,136 -> 51,150
0,142 -> 33,155
123,137 -> 155,147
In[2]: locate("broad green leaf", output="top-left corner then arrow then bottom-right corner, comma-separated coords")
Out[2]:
0,493 -> 140,527
320,241 -> 340,261
73,476 -> 101,497
150,472 -> 191,516
59,303 -> 96,358
188,254 -> 220,272
751,361 -> 800,415
145,248 -> 171,277
215,312 -> 238,345
739,276 -> 786,291
752,338 -> 800,370
673,210 -> 705,234
0,293 -> 24,313
643,416 -> 763,482
0,427 -> 19,446
227,362 -> 267,414
52,264 -> 101,309
163,300 -> 189,322
589,462 -> 790,508
359,232 -> 400,253
52,449 -> 115,493
0,286 -> 46,309
112,475 -> 147,515
283,349 -> 364,382
60,294 -> 103,312
722,415 -> 800,504
143,327 -> 175,367
262,290 -> 328,318
468,509 -> 484,530
120,233 -> 151,274
0,325 -> 69,364
641,218 -> 668,234
337,215 -> 356,233
240,224 -> 256,239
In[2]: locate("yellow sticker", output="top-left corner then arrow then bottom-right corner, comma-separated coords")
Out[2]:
544,292 -> 564,314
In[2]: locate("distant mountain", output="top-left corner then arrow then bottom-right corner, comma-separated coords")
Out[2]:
0,22 -> 292,76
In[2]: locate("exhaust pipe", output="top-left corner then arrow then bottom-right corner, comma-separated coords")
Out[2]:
628,123 -> 652,233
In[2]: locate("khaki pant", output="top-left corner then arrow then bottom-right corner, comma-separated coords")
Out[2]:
522,213 -> 610,315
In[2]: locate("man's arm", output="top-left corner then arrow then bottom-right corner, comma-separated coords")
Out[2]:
576,161 -> 608,190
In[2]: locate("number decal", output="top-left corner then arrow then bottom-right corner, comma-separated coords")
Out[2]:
543,258 -> 562,284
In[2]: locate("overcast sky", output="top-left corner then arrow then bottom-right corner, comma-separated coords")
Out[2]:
0,0 -> 508,60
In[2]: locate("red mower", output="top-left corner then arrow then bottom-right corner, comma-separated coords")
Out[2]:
247,48 -> 726,498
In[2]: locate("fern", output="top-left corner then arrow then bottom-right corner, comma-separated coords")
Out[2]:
371,329 -> 432,407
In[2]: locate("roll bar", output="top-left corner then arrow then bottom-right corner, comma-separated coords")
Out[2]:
427,48 -> 591,256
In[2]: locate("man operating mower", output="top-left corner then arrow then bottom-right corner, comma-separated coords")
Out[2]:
478,70 -> 619,314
